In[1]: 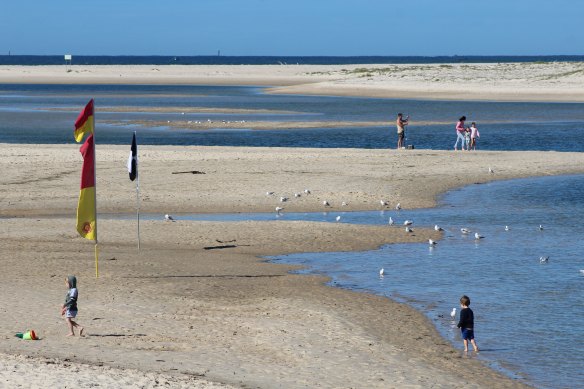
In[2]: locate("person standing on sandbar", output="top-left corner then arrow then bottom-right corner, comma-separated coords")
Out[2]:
396,113 -> 409,149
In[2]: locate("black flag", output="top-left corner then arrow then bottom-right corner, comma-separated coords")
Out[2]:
128,132 -> 137,181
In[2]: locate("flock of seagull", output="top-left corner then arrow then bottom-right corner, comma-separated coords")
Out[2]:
162,165 -> 584,285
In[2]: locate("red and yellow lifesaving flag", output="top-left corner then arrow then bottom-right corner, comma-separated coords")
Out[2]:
74,99 -> 94,143
76,133 -> 96,240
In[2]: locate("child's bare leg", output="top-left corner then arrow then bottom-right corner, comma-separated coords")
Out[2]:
69,319 -> 85,336
463,339 -> 469,352
470,339 -> 479,352
65,318 -> 75,336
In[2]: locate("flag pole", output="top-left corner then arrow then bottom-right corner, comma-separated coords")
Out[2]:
92,104 -> 99,278
135,131 -> 141,251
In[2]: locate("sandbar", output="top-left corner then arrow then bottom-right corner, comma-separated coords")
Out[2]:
1,62 -> 584,102
2,144 -> 583,387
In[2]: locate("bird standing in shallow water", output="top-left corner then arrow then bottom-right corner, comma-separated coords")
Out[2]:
379,268 -> 385,277
450,308 -> 457,319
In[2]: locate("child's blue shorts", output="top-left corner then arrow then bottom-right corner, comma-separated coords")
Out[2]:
461,328 -> 475,340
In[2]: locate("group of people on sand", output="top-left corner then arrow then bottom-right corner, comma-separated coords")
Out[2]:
395,113 -> 480,151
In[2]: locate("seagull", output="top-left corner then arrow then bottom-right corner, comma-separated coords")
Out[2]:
294,193 -> 301,198
388,217 -> 394,225
450,308 -> 457,319
461,228 -> 471,234
266,191 -> 275,196
341,201 -> 347,206
579,270 -> 584,275
505,225 -> 510,231
164,214 -> 175,221
395,203 -> 401,211
323,200 -> 330,207
429,239 -> 437,246
280,197 -> 288,202
304,189 -> 311,195
434,225 -> 443,231
474,232 -> 485,240
335,216 -> 341,222
380,200 -> 389,207
539,225 -> 544,231
539,256 -> 549,264
489,167 -> 494,174
379,268 -> 385,277
405,227 -> 413,233
275,206 -> 284,215
403,220 -> 413,226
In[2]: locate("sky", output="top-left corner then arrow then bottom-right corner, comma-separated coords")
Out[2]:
1,0 -> 583,56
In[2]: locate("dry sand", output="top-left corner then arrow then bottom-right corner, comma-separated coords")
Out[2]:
3,144 -> 584,388
1,62 -> 584,101
2,62 -> 583,387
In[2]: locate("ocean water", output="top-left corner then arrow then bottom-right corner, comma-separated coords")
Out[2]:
2,55 -> 584,66
1,84 -> 584,151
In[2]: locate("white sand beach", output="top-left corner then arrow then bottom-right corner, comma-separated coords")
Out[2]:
2,142 -> 584,388
1,62 -> 584,101
2,61 -> 584,387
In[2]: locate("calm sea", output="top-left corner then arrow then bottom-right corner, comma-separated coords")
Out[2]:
2,55 -> 584,66
1,84 -> 584,151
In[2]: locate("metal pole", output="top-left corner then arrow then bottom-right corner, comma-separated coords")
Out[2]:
135,131 -> 141,251
92,102 -> 99,278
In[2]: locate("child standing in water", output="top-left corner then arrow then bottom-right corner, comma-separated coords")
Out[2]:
457,295 -> 479,352
61,275 -> 84,337
469,122 -> 480,151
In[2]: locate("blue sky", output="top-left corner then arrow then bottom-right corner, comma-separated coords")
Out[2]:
1,0 -> 582,56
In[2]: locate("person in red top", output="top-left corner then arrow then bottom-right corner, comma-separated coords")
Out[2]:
454,116 -> 468,151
